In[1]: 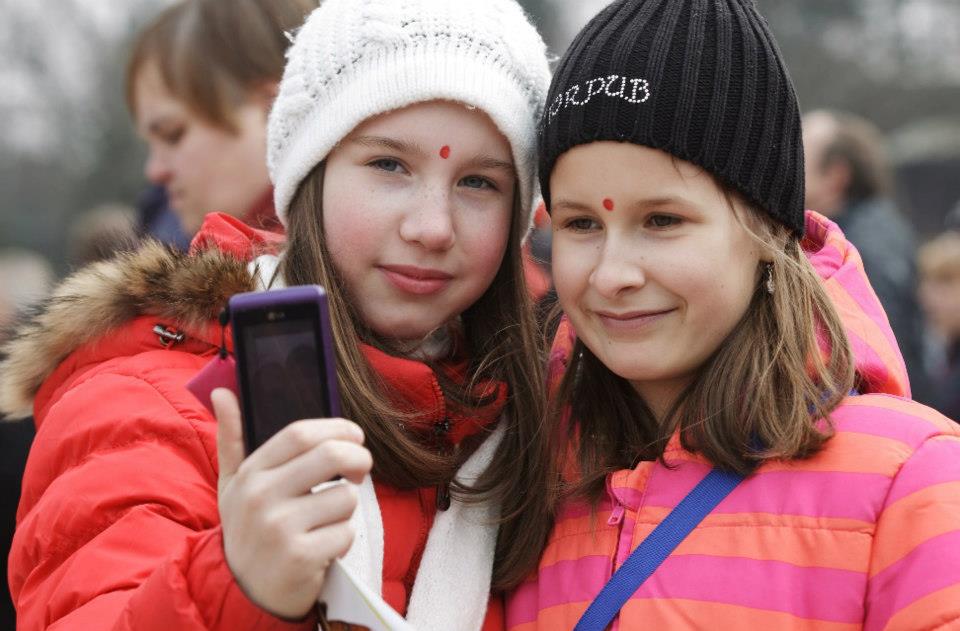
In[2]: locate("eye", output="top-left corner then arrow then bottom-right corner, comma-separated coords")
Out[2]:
460,175 -> 496,191
369,158 -> 407,174
158,127 -> 184,146
647,214 -> 681,229
562,217 -> 600,232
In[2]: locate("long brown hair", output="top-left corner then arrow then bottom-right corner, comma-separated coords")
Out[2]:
125,0 -> 317,131
279,163 -> 555,590
551,200 -> 856,504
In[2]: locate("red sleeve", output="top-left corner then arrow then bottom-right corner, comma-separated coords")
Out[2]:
9,368 -> 312,631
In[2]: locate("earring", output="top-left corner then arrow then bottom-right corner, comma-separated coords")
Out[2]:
765,263 -> 775,295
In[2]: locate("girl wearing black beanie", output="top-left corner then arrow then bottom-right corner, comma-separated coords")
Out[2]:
506,1 -> 960,629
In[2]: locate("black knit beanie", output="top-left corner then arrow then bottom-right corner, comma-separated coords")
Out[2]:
539,0 -> 806,235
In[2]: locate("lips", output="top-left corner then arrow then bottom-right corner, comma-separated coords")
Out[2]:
380,264 -> 453,296
594,308 -> 675,331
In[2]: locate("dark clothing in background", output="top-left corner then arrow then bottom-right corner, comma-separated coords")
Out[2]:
136,185 -> 191,251
1,416 -> 34,629
835,198 -> 931,404
929,342 -> 960,422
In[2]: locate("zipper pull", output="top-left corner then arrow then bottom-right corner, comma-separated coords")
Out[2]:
153,324 -> 185,348
607,501 -> 625,526
218,307 -> 230,359
436,482 -> 451,511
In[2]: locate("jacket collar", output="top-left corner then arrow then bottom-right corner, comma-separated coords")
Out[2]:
362,344 -> 507,446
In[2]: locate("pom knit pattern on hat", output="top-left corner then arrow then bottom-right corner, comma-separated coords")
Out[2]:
268,0 -> 551,229
539,0 -> 806,234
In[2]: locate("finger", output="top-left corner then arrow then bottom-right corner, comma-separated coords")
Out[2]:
245,419 -> 364,471
270,440 -> 372,495
286,481 -> 359,532
302,521 -> 356,564
213,388 -> 245,485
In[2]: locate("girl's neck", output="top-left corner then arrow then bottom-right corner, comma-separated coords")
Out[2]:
630,376 -> 692,422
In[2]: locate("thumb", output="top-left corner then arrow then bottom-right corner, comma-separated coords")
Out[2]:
212,388 -> 245,488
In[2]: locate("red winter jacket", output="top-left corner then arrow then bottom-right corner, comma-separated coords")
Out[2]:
0,214 -> 504,631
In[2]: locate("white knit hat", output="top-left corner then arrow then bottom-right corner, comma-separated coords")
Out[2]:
267,0 -> 551,229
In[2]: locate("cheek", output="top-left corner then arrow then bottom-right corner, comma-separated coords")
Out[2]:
551,240 -> 585,307
462,214 -> 510,277
322,186 -> 380,271
684,249 -> 757,327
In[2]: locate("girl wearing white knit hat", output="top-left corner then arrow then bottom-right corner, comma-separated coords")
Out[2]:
1,1 -> 551,631
214,0 -> 554,629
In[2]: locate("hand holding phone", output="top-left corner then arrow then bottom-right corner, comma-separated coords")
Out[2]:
213,388 -> 372,620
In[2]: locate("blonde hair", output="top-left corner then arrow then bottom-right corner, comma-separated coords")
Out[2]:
919,232 -> 960,281
550,194 -> 856,502
125,0 -> 317,131
278,164 -> 554,590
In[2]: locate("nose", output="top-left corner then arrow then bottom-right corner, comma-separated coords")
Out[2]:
143,148 -> 171,185
589,237 -> 645,300
399,189 -> 456,251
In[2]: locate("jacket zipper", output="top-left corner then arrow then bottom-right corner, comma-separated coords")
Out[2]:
605,474 -> 630,631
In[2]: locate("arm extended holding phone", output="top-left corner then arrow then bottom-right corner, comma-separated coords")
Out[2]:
192,286 -> 373,621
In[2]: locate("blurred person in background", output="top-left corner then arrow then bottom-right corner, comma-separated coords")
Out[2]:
136,184 -> 191,251
67,202 -> 140,267
803,109 -> 930,402
918,231 -> 960,421
0,248 -> 54,631
0,249 -> 53,337
125,0 -> 320,239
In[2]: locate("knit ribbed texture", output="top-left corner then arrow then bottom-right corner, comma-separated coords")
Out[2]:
268,0 -> 551,229
539,0 -> 806,234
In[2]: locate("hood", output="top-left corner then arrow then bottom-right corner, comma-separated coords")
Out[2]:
546,211 -> 911,399
802,211 -> 909,397
0,213 -> 283,418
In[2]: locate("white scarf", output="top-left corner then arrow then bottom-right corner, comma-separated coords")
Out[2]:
343,426 -> 504,631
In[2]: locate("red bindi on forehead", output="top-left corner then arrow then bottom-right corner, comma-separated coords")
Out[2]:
440,145 -> 451,159
602,198 -> 615,211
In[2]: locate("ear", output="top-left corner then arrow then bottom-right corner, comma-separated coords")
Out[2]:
249,81 -> 280,113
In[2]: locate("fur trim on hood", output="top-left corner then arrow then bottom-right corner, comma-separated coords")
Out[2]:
0,240 -> 255,418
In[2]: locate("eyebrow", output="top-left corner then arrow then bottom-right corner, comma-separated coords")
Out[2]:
351,135 -> 427,156
551,199 -> 596,214
464,156 -> 515,175
143,116 -> 179,135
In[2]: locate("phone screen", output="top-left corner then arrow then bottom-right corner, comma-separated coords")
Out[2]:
239,317 -> 330,450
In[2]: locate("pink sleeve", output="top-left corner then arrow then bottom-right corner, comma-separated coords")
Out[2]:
864,434 -> 960,631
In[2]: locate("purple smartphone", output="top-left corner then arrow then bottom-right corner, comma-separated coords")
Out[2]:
229,285 -> 341,455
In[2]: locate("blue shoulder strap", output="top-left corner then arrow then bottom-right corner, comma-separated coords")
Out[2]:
574,468 -> 745,631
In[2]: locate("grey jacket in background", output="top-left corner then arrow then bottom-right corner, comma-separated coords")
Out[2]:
835,198 -> 931,403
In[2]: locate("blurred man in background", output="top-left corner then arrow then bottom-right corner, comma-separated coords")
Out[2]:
803,109 -> 930,404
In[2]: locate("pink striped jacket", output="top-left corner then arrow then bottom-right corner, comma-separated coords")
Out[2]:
506,212 -> 960,631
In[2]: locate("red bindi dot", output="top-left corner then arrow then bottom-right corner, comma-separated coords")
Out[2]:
440,145 -> 451,159
603,198 -> 615,211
